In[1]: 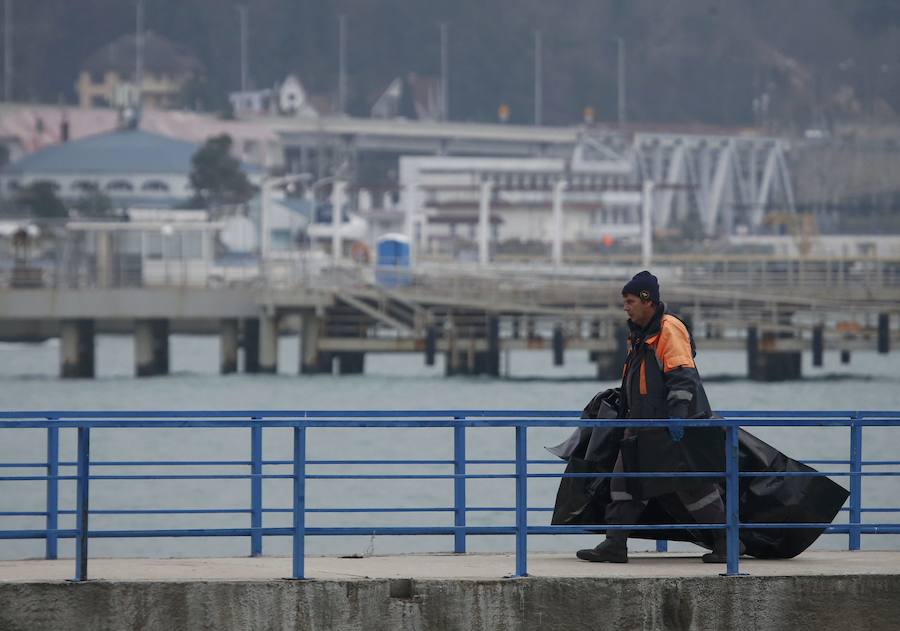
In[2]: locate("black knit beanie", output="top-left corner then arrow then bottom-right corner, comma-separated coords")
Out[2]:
621,270 -> 660,303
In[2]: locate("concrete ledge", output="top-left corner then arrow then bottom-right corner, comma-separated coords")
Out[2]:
0,288 -> 262,319
1,553 -> 898,631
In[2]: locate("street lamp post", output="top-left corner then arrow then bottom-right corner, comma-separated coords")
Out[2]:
330,179 -> 346,261
641,180 -> 654,268
260,173 -> 312,262
260,172 -> 349,273
617,37 -> 626,127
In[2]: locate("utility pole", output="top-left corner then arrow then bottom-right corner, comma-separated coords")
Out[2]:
135,0 -> 144,107
237,5 -> 248,92
338,14 -> 347,115
534,29 -> 542,126
641,180 -> 654,268
439,22 -> 449,121
617,37 -> 626,126
3,0 -> 12,103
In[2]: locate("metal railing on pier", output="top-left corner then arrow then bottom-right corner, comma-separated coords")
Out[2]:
0,410 -> 898,580
3,219 -> 899,302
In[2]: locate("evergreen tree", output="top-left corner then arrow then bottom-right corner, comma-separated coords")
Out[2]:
72,190 -> 115,218
15,182 -> 68,219
189,135 -> 256,211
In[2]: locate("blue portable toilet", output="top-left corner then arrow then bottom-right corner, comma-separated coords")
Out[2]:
375,233 -> 411,287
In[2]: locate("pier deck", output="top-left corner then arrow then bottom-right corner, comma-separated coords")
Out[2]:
1,550 -> 897,582
2,552 -> 899,631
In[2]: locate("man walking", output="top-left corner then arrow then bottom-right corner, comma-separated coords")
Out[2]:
576,270 -> 734,563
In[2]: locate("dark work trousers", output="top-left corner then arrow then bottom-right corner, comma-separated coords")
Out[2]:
606,431 -> 726,537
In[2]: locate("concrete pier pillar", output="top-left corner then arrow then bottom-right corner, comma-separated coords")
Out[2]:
747,326 -> 759,373
424,326 -> 437,366
878,313 -> 890,354
445,319 -> 499,377
60,319 -> 95,378
748,326 -> 802,381
336,352 -> 365,374
258,313 -> 279,374
485,316 -> 500,376
445,316 -> 458,376
596,325 -> 628,381
552,324 -> 564,366
220,319 -> 239,374
135,319 -> 169,377
446,351 -> 459,376
812,325 -> 824,367
446,351 -> 498,376
588,319 -> 600,362
300,313 -> 328,374
244,318 -> 260,373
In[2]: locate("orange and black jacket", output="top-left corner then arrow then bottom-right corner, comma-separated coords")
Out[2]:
620,303 -> 712,421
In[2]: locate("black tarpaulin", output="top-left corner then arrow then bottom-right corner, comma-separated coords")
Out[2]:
549,418 -> 850,559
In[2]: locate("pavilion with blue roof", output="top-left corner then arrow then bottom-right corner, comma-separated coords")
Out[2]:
0,126 -> 258,209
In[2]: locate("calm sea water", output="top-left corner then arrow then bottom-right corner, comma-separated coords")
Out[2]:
1,335 -> 898,560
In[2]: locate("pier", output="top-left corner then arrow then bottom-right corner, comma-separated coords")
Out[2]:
1,256 -> 898,381
1,409 -> 899,631
1,552 -> 899,631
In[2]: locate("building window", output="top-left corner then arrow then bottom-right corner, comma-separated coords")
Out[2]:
31,179 -> 61,193
7,180 -> 20,192
71,180 -> 99,193
105,180 -> 134,192
142,180 -> 170,193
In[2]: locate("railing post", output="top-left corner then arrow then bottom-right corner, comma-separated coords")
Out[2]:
45,424 -> 59,560
453,419 -> 466,553
250,422 -> 263,557
849,414 -> 862,551
74,426 -> 91,582
724,423 -> 742,576
514,424 -> 528,577
292,424 -> 307,580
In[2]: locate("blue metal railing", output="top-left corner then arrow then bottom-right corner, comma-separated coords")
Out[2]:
0,410 -> 898,581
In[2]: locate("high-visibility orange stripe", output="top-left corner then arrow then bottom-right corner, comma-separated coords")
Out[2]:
639,359 -> 647,395
657,316 -> 695,371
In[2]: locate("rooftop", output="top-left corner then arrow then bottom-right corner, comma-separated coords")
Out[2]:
2,128 -> 198,176
82,31 -> 202,79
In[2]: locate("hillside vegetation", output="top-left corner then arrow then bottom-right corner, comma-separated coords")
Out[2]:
8,0 -> 900,130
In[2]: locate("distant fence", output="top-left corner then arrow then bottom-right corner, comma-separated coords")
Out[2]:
2,219 -> 900,298
0,410 -> 898,580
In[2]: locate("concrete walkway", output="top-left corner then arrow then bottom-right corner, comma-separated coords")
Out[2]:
2,550 -> 897,582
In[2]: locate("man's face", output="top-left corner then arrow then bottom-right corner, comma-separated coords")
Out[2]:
623,293 -> 655,326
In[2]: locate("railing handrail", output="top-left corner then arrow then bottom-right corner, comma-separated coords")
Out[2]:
0,416 -> 898,428
1,409 -> 897,418
1,410 -> 898,581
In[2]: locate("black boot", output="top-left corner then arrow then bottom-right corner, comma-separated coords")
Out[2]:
701,534 -> 746,563
577,534 -> 628,563
575,499 -> 644,563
